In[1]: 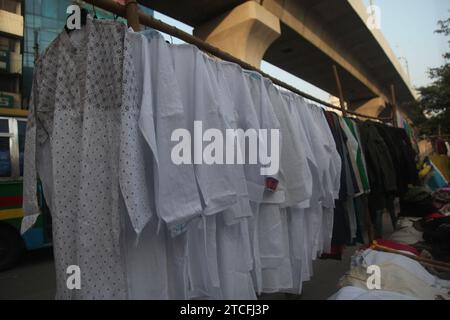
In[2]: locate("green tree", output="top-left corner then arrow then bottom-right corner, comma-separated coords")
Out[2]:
415,17 -> 450,136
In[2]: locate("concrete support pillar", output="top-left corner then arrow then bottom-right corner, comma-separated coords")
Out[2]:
350,97 -> 386,118
193,1 -> 281,68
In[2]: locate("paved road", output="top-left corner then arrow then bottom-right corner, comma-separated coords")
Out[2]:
0,245 -> 357,300
0,247 -> 55,300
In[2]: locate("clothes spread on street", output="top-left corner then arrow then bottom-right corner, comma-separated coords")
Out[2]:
329,286 -> 419,300
337,249 -> 450,300
22,19 -> 420,300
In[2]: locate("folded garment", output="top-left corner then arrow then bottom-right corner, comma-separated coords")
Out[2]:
388,227 -> 423,246
339,264 -> 449,300
352,249 -> 450,289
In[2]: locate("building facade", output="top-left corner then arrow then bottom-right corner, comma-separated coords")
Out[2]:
1,0 -> 154,109
0,0 -> 23,109
22,0 -> 153,108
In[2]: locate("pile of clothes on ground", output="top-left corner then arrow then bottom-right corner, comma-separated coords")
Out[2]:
329,187 -> 450,300
394,187 -> 450,263
329,248 -> 450,300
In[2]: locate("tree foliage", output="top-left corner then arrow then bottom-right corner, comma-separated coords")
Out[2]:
414,17 -> 450,135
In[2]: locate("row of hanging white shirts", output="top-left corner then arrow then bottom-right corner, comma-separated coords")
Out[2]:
23,17 -> 341,299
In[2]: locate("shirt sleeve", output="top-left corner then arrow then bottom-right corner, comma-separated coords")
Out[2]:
141,33 -> 204,235
189,51 -> 237,216
119,31 -> 155,235
22,62 -> 41,234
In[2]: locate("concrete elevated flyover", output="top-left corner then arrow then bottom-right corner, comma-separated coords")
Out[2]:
138,0 -> 417,118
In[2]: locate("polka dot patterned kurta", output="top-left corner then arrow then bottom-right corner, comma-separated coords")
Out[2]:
23,18 -> 132,300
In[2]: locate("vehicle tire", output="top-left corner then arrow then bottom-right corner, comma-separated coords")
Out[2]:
0,223 -> 25,272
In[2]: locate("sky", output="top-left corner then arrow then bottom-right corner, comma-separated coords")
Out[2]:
364,0 -> 449,88
153,0 -> 449,101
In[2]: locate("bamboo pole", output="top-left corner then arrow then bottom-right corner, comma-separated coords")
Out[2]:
332,64 -> 347,117
372,245 -> 450,273
390,84 -> 399,128
125,0 -> 140,31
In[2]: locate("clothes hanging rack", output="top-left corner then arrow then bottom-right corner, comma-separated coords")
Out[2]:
78,1 -> 445,281
82,0 -> 392,122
